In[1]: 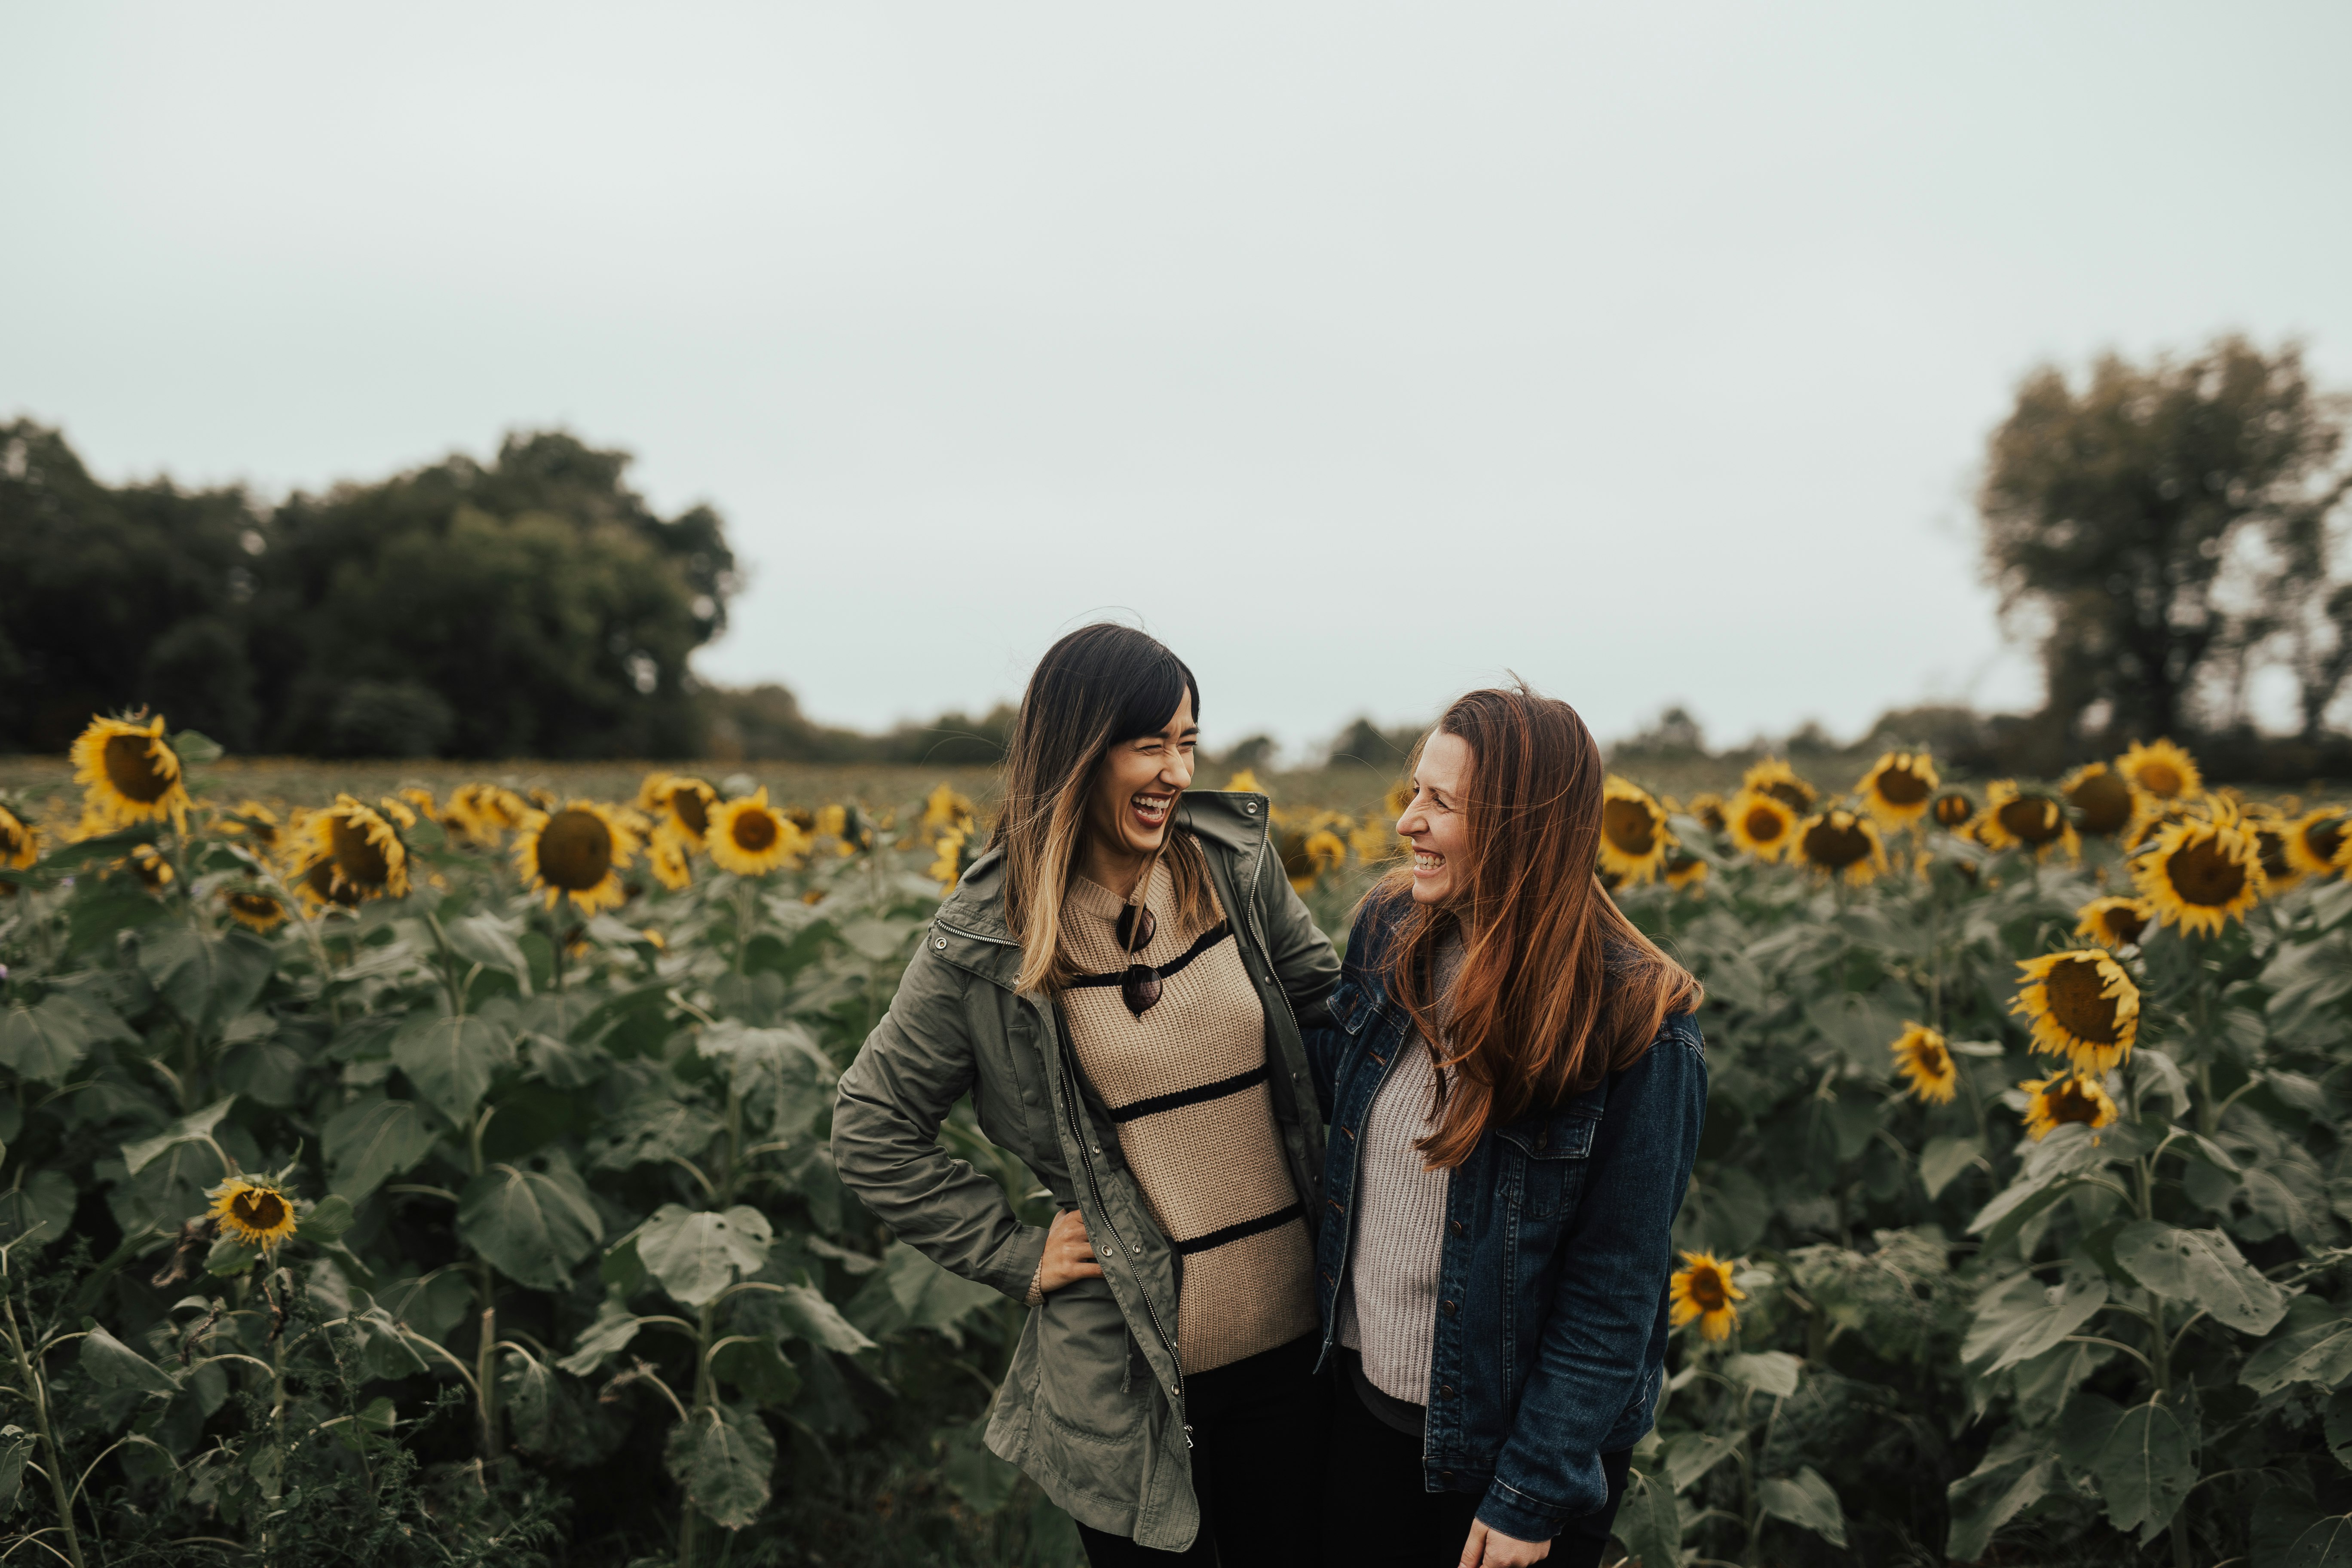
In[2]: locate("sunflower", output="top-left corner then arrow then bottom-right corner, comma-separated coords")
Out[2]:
2012,949 -> 2139,1075
70,714 -> 192,833
217,800 -> 285,856
0,804 -> 38,872
1350,815 -> 1404,865
2059,763 -> 2138,837
1599,776 -> 1675,884
2244,808 -> 2301,893
1793,807 -> 1887,885
443,783 -> 531,846
1857,752 -> 1939,826
296,858 -> 364,908
646,833 -> 693,891
1742,757 -> 1817,814
127,843 -> 175,891
1890,1023 -> 1957,1104
708,788 -> 808,876
1929,788 -> 1977,830
644,775 -> 720,848
374,795 -> 417,831
1976,781 -> 2079,861
2284,808 -> 2349,878
920,782 -> 978,842
2116,738 -> 2201,801
303,795 -> 411,902
1725,790 -> 1798,863
931,826 -> 980,893
1665,851 -> 1709,891
1669,1251 -> 1745,1341
2074,895 -> 2153,950
394,787 -> 440,824
2019,1073 -> 2119,1142
220,887 -> 288,933
2135,804 -> 2265,937
513,800 -> 639,913
2125,796 -> 2193,852
1223,769 -> 1264,797
1686,793 -> 1728,833
208,1176 -> 300,1250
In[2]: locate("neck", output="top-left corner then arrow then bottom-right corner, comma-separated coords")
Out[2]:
1078,832 -> 1154,901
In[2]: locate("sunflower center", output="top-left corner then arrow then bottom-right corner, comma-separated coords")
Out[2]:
2067,772 -> 2133,834
539,809 -> 616,891
2309,817 -> 2346,863
102,733 -> 172,803
1910,1040 -> 1950,1077
672,789 -> 711,837
1997,796 -> 2064,845
2044,1080 -> 2104,1126
1933,794 -> 1973,826
2161,835 -> 2248,909
1685,1268 -> 1727,1311
1801,818 -> 1871,869
2136,762 -> 2183,797
329,815 -> 391,886
305,860 -> 362,905
1743,806 -> 1786,842
1763,781 -> 1814,812
0,820 -> 23,858
2101,906 -> 2148,944
2255,829 -> 2292,880
1602,798 -> 1658,856
1878,769 -> 1931,805
2045,956 -> 2121,1045
232,1189 -> 289,1230
731,810 -> 779,854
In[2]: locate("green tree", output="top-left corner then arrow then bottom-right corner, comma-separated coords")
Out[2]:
251,431 -> 737,757
0,420 -> 263,751
1979,336 -> 2349,750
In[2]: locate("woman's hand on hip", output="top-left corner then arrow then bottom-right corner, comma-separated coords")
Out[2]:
1037,1208 -> 1106,1294
1458,1520 -> 1550,1568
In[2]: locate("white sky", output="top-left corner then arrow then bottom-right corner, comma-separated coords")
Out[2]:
5,4 -> 2349,758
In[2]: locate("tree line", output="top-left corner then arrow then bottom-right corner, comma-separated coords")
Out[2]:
5,333 -> 2349,768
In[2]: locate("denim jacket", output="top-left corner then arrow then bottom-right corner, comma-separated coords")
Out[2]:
1305,894 -> 1707,1542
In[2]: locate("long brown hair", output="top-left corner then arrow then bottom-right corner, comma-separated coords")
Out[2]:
1386,683 -> 1702,1168
995,624 -> 1214,995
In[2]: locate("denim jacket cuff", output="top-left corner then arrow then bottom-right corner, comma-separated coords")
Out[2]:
1474,1479 -> 1573,1545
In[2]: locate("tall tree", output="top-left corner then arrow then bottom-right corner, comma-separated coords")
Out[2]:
0,420 -> 263,751
1979,336 -> 2349,746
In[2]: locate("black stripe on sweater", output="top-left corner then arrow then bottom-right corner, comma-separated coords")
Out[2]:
1064,920 -> 1234,989
1174,1203 -> 1304,1256
1106,1063 -> 1270,1124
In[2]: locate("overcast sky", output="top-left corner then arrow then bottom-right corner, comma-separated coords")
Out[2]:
6,5 -> 2349,758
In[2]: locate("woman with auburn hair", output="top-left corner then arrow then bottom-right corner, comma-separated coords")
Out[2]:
1308,684 -> 1706,1568
832,623 -> 1341,1566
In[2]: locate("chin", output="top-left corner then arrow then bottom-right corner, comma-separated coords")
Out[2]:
1409,877 -> 1449,905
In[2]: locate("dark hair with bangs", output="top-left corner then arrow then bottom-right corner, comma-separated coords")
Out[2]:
995,624 -> 1213,993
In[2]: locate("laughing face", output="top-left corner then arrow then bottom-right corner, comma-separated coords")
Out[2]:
1398,729 -> 1472,906
1085,689 -> 1197,885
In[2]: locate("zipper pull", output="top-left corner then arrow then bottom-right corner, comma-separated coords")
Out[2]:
1182,1423 -> 1195,1450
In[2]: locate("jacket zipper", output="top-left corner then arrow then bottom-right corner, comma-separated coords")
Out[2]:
934,919 -> 1194,1445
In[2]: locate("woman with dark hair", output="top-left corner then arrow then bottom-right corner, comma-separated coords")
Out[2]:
1308,684 -> 1706,1568
832,623 -> 1341,1566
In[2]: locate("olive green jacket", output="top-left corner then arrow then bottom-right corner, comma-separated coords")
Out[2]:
830,793 -> 1341,1551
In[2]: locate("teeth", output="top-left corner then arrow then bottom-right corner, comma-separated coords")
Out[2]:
1414,851 -> 1443,870
1132,795 -> 1170,819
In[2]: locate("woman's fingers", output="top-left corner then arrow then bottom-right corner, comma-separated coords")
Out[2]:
1038,1209 -> 1106,1291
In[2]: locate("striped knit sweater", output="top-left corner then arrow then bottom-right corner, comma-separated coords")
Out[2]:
1060,857 -> 1317,1372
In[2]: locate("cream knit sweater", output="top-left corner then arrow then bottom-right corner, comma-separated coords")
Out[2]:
1059,858 -> 1318,1372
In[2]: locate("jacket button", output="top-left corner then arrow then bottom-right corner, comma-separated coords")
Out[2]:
1244,802 -> 1259,814
1441,1300 -> 1457,1316
1439,1384 -> 1456,1400
1130,1245 -> 1141,1255
933,937 -> 947,950
1449,1220 -> 1466,1238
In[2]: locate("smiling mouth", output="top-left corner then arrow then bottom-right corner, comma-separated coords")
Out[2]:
1130,793 -> 1175,831
1412,849 -> 1445,875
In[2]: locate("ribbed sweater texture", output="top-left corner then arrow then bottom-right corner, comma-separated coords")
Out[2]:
1060,855 -> 1317,1372
1337,937 -> 1462,1406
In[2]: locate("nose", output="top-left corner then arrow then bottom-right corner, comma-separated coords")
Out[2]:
1163,751 -> 1193,790
1395,799 -> 1424,839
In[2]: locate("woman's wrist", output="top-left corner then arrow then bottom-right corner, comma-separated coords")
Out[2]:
1024,1256 -> 1045,1307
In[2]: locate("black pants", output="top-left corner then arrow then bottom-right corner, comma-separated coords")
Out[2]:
1075,1333 -> 1329,1568
1321,1358 -> 1632,1568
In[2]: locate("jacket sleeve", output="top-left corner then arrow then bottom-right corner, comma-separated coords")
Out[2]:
830,944 -> 1049,1303
1477,1018 -> 1709,1541
1256,845 -> 1341,1028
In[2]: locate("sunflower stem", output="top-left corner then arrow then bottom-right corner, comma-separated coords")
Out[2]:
3,1268 -> 87,1568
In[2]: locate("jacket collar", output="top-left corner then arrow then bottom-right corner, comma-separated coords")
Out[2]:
929,791 -> 1272,993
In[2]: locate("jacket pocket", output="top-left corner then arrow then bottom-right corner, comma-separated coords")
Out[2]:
1494,1104 -> 1600,1219
1035,1275 -> 1144,1443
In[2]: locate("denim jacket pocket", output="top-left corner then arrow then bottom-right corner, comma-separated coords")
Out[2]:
1493,1104 -> 1600,1219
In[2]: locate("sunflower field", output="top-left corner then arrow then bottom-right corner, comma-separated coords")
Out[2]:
1,719 -> 2350,1567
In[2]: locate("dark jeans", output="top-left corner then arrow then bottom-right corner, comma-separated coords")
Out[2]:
1322,1355 -> 1632,1568
1075,1333 -> 1329,1568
